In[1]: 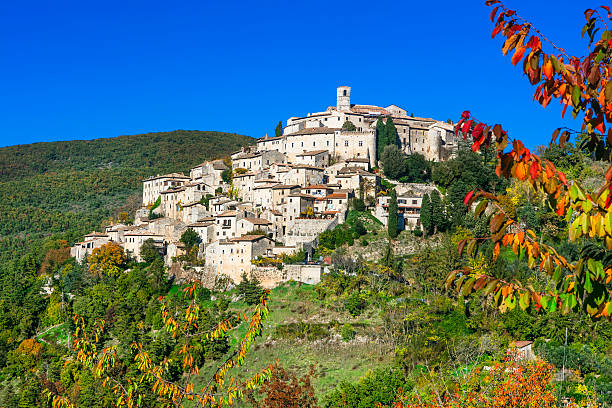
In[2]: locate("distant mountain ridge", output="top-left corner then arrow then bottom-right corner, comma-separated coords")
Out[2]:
0,130 -> 254,180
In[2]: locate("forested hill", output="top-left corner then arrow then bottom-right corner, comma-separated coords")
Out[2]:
0,130 -> 253,180
0,130 -> 253,264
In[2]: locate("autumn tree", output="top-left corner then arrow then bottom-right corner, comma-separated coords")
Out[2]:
246,366 -> 318,408
87,242 -> 126,278
388,189 -> 399,238
448,1 -> 612,319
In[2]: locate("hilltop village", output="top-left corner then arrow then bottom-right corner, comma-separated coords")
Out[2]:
71,86 -> 456,288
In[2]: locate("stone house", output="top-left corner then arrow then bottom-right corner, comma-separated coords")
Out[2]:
375,193 -> 423,230
189,160 -> 228,187
237,217 -> 273,237
295,150 -> 329,167
284,193 -> 316,223
204,235 -> 275,283
70,232 -> 110,263
271,184 -> 301,207
214,210 -> 243,240
142,173 -> 190,207
123,232 -> 165,262
283,165 -> 325,187
232,150 -> 286,172
187,221 -> 216,244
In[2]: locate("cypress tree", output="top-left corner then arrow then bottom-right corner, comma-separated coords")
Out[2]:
275,121 -> 283,137
388,189 -> 399,238
430,190 -> 444,233
376,117 -> 386,160
385,116 -> 398,147
420,193 -> 433,235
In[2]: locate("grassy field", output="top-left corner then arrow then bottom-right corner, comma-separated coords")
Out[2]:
197,282 -> 394,404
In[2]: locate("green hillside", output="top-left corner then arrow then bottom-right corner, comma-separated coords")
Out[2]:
0,129 -> 253,270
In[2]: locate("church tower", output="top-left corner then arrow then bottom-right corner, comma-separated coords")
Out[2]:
336,86 -> 351,112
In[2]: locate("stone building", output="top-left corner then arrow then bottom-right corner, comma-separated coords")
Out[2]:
142,173 -> 190,206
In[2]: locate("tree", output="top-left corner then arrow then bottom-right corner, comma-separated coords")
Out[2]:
384,116 -> 398,147
401,153 -> 431,183
140,238 -> 161,264
180,228 -> 200,251
275,121 -> 283,137
449,2 -> 612,319
237,272 -> 264,305
430,190 -> 445,233
381,145 -> 407,180
221,168 -> 232,184
88,242 -> 126,278
420,193 -> 433,235
246,366 -> 317,408
342,120 -> 356,131
388,189 -> 399,238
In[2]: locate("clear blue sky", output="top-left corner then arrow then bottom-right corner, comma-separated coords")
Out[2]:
0,0 -> 589,148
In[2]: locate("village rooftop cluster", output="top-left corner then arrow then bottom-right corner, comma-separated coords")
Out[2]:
71,86 -> 456,288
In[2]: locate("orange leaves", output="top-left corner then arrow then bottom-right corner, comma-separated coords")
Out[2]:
543,58 -> 553,79
511,46 -> 526,65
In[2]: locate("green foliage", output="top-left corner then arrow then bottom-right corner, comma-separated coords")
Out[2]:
384,117 -> 398,147
376,117 -> 387,160
381,145 -> 407,180
351,198 -> 366,212
387,190 -> 398,238
420,194 -> 433,235
140,238 -> 161,264
340,323 -> 356,341
221,168 -> 232,183
399,153 -> 432,183
179,228 -> 200,250
342,120 -> 357,131
324,367 -> 408,408
344,292 -> 368,316
237,273 -> 264,305
353,220 -> 367,237
275,121 -> 284,137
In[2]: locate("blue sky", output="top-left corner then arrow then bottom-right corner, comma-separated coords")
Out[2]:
0,0 -> 590,148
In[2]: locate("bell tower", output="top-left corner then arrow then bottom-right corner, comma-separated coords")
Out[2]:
336,86 -> 351,112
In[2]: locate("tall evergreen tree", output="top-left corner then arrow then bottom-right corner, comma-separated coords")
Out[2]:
275,121 -> 283,137
384,116 -> 398,147
388,189 -> 399,238
376,117 -> 386,160
430,190 -> 444,233
420,193 -> 433,235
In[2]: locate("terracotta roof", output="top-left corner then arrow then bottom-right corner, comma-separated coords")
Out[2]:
511,341 -> 533,348
218,210 -> 239,217
287,127 -> 341,136
124,232 -> 164,237
351,105 -> 390,115
188,222 -> 214,227
346,157 -> 369,163
288,193 -> 316,199
302,184 -> 330,189
296,149 -> 329,156
271,184 -> 300,190
197,217 -> 215,222
181,202 -> 204,208
142,173 -> 189,182
257,135 -> 284,142
231,234 -> 268,242
324,193 -> 348,199
243,217 -> 271,225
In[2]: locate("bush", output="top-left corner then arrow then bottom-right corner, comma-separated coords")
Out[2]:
412,228 -> 423,237
351,198 -> 366,212
340,323 -> 356,341
345,292 -> 368,316
353,220 -> 367,236
360,239 -> 369,247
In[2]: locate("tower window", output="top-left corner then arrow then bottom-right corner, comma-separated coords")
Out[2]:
343,90 -> 347,96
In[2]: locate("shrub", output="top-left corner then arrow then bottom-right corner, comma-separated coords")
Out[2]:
345,292 -> 368,316
340,324 -> 356,341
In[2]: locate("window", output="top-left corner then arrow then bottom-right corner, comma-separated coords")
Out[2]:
412,199 -> 417,204
327,141 -> 330,146
313,141 -> 316,146
344,141 -> 349,147
343,90 -> 347,96
359,141 -> 363,147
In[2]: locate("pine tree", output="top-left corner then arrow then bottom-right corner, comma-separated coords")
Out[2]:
376,117 -> 386,160
420,193 -> 433,235
430,190 -> 444,233
384,116 -> 398,147
275,121 -> 283,137
387,189 -> 399,238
